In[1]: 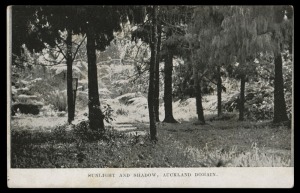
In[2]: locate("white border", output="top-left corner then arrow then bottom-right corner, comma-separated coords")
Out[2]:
7,6 -> 294,188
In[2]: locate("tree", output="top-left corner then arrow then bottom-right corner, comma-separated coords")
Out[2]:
218,6 -> 293,122
219,6 -> 260,121
216,64 -> 223,116
24,6 -> 142,131
11,6 -> 46,57
239,6 -> 292,122
267,6 -> 293,123
85,22 -> 105,130
185,6 -> 224,124
162,28 -> 179,123
159,6 -> 190,123
12,6 -> 88,123
82,6 -> 145,131
154,24 -> 162,122
205,7 -> 226,117
148,5 -> 158,140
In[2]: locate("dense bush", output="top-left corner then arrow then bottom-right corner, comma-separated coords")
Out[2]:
11,103 -> 41,115
44,91 -> 67,112
28,77 -> 66,97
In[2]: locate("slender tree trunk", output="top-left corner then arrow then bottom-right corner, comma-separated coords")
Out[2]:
163,51 -> 178,123
193,67 -> 205,124
66,29 -> 74,124
43,66 -> 46,79
148,5 -> 157,141
86,24 -> 105,131
190,48 -> 205,124
154,24 -> 162,122
217,65 -> 222,116
273,52 -> 289,123
239,75 -> 246,121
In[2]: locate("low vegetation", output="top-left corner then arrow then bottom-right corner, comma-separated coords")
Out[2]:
11,116 -> 291,168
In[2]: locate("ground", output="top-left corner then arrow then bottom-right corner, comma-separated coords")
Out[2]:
10,94 -> 292,168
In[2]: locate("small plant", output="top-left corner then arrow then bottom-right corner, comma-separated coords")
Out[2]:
45,91 -> 67,112
116,108 -> 129,116
73,120 -> 103,141
103,104 -> 115,123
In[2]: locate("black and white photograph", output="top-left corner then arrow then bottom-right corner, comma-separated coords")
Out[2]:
7,5 -> 294,188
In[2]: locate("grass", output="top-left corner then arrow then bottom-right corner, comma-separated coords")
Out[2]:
10,92 -> 292,168
10,117 -> 292,168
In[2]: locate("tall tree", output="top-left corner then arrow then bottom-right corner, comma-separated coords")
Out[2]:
86,22 -> 105,130
162,28 -> 179,123
243,6 -> 292,122
216,64 -> 222,116
267,6 -> 293,123
148,5 -> 158,140
11,6 -> 46,57
219,6 -> 260,121
154,24 -> 162,122
83,6 -> 146,131
185,6 -> 224,124
12,6 -> 87,123
159,6 -> 190,123
65,28 -> 74,123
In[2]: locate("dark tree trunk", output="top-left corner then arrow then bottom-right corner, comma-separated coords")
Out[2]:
154,24 -> 162,122
194,67 -> 205,124
66,29 -> 74,124
148,5 -> 157,141
43,66 -> 46,79
163,51 -> 178,123
273,52 -> 289,123
239,75 -> 246,121
86,24 -> 105,131
217,65 -> 222,116
190,48 -> 205,124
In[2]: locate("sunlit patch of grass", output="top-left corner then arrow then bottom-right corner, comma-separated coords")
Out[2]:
181,143 -> 291,167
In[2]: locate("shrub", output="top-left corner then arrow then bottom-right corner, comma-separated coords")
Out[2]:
45,91 -> 67,112
103,104 -> 115,123
11,103 -> 41,115
73,121 -> 104,141
28,78 -> 65,96
116,108 -> 128,116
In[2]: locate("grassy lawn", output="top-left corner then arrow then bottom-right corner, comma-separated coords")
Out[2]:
10,114 -> 292,168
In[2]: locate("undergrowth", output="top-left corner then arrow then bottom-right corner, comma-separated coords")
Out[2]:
11,121 -> 291,168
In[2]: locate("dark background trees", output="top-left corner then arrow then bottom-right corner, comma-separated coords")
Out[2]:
10,5 -> 293,142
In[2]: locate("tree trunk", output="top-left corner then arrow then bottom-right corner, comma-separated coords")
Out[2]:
43,66 -> 46,79
86,24 -> 105,131
194,68 -> 205,124
66,29 -> 74,124
154,24 -> 162,122
217,65 -> 222,116
163,51 -> 178,123
239,75 -> 246,121
273,52 -> 289,123
148,5 -> 157,141
190,49 -> 205,124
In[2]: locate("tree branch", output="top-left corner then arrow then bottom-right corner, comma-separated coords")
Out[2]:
43,54 -> 65,65
56,43 -> 67,59
72,35 -> 87,62
158,18 -> 186,35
